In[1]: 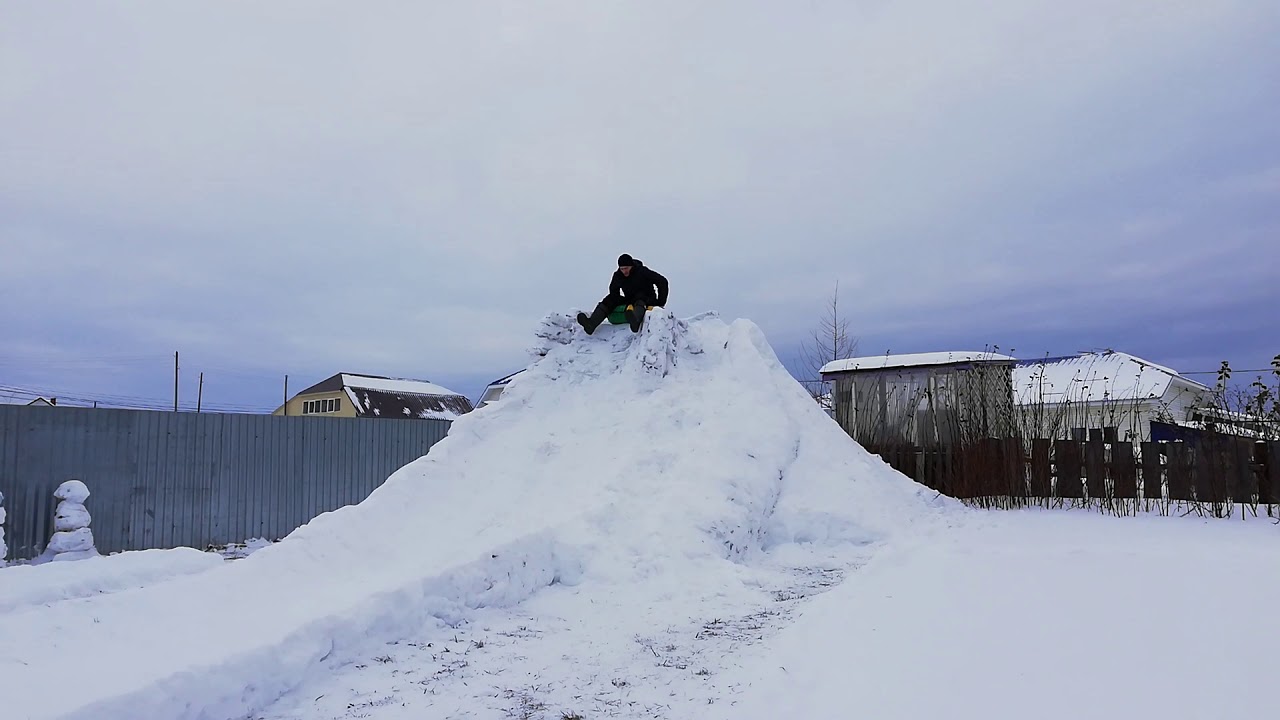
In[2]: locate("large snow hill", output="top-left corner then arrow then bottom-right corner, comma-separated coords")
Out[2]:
0,310 -> 950,720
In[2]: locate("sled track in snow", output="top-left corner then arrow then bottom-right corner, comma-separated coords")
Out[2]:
251,554 -> 874,720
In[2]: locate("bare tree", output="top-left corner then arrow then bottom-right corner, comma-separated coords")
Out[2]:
799,281 -> 858,402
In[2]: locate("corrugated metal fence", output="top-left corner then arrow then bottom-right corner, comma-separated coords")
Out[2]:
0,405 -> 451,560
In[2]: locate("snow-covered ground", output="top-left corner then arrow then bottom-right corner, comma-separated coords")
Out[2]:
3,310 -> 1276,720
248,509 -> 1280,720
717,509 -> 1280,720
0,546 -> 225,613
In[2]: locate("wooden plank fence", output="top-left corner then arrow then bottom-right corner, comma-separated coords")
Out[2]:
870,438 -> 1280,519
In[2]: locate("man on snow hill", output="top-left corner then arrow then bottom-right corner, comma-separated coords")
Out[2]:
576,253 -> 669,334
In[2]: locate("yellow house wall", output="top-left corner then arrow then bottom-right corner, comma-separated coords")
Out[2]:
271,391 -> 357,418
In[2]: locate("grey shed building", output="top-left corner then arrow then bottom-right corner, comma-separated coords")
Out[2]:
820,351 -> 1018,450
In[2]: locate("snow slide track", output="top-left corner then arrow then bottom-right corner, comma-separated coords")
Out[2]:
66,532 -> 584,720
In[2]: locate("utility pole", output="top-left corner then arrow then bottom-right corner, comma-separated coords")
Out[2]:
283,375 -> 289,416
174,351 -> 179,412
197,372 -> 204,413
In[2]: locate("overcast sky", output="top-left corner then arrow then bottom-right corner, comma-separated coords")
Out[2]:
2,1 -> 1278,410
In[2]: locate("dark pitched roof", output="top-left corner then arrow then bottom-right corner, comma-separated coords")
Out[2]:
485,369 -> 525,388
346,387 -> 474,420
297,373 -> 346,396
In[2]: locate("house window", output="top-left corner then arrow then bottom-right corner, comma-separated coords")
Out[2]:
302,398 -> 341,415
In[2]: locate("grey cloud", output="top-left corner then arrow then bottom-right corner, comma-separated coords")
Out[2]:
2,0 -> 1277,405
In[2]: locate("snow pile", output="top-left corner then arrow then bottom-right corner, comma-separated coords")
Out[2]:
0,547 -> 225,613
33,480 -> 99,564
0,309 -> 947,720
0,489 -> 8,567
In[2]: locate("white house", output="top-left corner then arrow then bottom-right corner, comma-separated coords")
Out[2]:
476,370 -> 524,409
1012,351 -> 1212,442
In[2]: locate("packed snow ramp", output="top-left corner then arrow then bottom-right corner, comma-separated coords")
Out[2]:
0,310 -> 948,720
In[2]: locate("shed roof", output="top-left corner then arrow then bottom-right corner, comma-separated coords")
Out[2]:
820,351 -> 1017,375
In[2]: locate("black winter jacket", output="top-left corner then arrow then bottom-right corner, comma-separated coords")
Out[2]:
610,260 -> 669,306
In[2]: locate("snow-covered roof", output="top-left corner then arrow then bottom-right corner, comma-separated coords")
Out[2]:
1013,351 -> 1210,405
340,374 -> 471,420
339,374 -> 460,398
342,385 -> 472,421
820,351 -> 1017,375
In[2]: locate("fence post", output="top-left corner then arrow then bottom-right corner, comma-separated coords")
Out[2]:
1030,439 -> 1052,504
981,437 -> 1005,505
1084,438 -> 1107,510
935,447 -> 949,494
1055,440 -> 1083,502
916,447 -> 933,491
1004,437 -> 1026,504
939,446 -> 956,498
1252,442 -> 1268,506
1267,442 -> 1280,515
1196,437 -> 1228,515
1112,442 -> 1137,516
902,446 -> 920,487
1167,443 -> 1194,506
1230,438 -> 1257,510
1141,442 -> 1164,513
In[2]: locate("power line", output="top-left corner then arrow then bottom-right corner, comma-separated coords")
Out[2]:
0,352 -> 287,380
1182,369 -> 1278,375
0,350 -> 294,411
0,383 -> 275,413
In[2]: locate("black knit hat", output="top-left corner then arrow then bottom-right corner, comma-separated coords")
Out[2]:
617,254 -> 633,267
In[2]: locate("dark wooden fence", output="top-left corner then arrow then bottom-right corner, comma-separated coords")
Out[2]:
870,438 -> 1280,519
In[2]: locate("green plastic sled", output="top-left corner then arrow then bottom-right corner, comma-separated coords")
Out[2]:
606,304 -> 653,325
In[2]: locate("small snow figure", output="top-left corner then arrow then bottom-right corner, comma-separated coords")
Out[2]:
37,480 -> 99,563
0,489 -> 8,567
